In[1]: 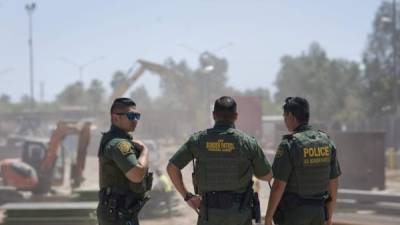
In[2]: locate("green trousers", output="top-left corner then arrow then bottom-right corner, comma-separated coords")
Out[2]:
281,205 -> 325,225
197,203 -> 252,225
97,206 -> 140,225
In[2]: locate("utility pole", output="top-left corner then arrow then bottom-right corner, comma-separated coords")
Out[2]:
40,81 -> 44,102
392,0 -> 398,114
392,0 -> 399,150
25,2 -> 36,110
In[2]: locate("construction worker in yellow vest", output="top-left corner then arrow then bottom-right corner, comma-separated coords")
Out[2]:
155,169 -> 173,216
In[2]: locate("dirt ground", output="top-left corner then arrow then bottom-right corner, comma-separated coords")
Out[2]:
81,145 -> 273,225
83,145 -> 200,225
80,145 -> 400,225
2,144 -> 400,225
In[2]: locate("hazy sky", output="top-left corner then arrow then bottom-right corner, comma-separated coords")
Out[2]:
0,0 -> 383,102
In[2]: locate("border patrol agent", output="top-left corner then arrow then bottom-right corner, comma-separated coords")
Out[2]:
167,96 -> 272,225
265,97 -> 341,225
97,98 -> 153,225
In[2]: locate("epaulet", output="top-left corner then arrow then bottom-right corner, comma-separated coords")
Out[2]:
282,134 -> 293,140
191,130 -> 204,140
317,129 -> 330,138
196,130 -> 206,136
226,128 -> 237,134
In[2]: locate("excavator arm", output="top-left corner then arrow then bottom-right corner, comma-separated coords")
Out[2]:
109,59 -> 179,102
39,121 -> 81,172
109,64 -> 146,102
71,122 -> 92,187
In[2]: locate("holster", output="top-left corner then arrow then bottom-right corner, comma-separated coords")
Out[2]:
251,192 -> 261,223
192,172 -> 198,194
128,172 -> 154,194
99,187 -> 149,222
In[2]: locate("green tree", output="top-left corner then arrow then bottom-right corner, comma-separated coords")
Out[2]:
195,52 -> 230,103
275,42 -> 363,122
20,94 -> 32,105
0,94 -> 10,104
158,53 -> 232,128
130,85 -> 152,109
86,79 -> 106,111
56,81 -> 85,106
0,94 -> 11,112
158,58 -> 194,110
362,1 -> 400,117
159,52 -> 231,109
110,70 -> 128,91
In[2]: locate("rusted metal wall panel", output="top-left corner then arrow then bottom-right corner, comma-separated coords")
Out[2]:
331,132 -> 385,190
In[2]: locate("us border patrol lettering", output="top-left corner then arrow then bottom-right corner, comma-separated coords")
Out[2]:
206,139 -> 235,152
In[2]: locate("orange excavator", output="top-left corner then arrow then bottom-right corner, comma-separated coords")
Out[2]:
0,121 -> 92,195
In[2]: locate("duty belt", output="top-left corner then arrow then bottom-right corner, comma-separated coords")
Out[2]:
201,191 -> 248,221
273,192 -> 330,224
203,191 -> 245,208
99,186 -> 149,222
283,192 -> 329,207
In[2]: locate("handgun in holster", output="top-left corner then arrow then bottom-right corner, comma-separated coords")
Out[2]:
126,195 -> 150,216
191,159 -> 198,194
99,187 -> 118,221
239,181 -> 254,212
107,196 -> 118,220
323,194 -> 332,221
252,192 -> 261,223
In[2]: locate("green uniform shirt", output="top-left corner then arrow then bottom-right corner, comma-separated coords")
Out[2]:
169,121 -> 271,193
272,124 -> 341,184
97,125 -> 151,225
98,125 -> 139,191
101,125 -> 138,171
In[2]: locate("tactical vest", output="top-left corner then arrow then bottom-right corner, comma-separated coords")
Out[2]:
194,128 -> 252,194
98,131 -> 151,199
285,130 -> 332,197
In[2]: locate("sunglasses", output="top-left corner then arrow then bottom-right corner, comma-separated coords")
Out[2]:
114,112 -> 141,121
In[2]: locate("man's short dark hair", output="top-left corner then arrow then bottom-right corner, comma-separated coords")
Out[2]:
283,97 -> 310,124
213,96 -> 237,121
214,96 -> 237,113
110,98 -> 136,114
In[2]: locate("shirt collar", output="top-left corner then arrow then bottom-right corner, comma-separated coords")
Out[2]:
293,123 -> 312,133
109,125 -> 132,140
213,121 -> 235,129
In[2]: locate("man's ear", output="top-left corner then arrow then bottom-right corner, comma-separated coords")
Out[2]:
288,112 -> 299,124
111,113 -> 118,124
287,112 -> 294,121
233,112 -> 238,121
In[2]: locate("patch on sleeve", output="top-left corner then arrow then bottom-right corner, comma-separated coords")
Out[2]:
275,148 -> 284,158
117,141 -> 133,155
